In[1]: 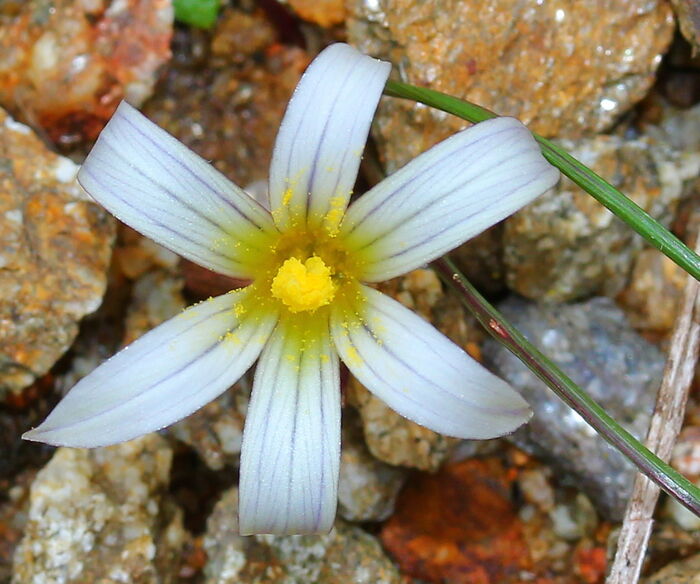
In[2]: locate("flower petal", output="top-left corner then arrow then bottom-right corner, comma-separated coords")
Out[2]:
268,43 -> 391,233
330,285 -> 531,439
78,101 -> 278,279
23,291 -> 277,447
239,317 -> 341,535
340,117 -> 560,281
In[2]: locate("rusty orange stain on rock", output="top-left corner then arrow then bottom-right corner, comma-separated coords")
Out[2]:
380,458 -> 533,584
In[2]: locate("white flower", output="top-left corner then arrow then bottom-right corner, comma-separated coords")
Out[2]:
23,44 -> 559,534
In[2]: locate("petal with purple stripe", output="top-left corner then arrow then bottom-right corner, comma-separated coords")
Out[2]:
23,290 -> 278,447
340,117 -> 560,281
239,317 -> 341,535
78,102 -> 278,279
330,285 -> 531,439
268,43 -> 390,233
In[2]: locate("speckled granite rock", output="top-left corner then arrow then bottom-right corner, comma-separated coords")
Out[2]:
203,487 -> 401,584
503,134 -> 700,302
0,0 -> 173,147
348,269 -> 476,471
644,552 -> 700,584
0,109 -> 114,400
348,0 -> 673,171
338,413 -> 406,522
12,435 -> 188,584
483,296 -> 664,520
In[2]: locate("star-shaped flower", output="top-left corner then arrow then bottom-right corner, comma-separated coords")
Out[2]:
24,44 -> 559,534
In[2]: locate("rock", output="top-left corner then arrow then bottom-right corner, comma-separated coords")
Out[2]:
0,0 -> 173,148
671,1 -> 700,54
549,494 -> 598,542
483,296 -> 664,520
666,496 -> 700,532
168,381 -> 249,471
0,469 -> 35,583
450,225 -> 506,295
203,487 -> 401,584
283,0 -> 345,27
644,552 -> 700,584
647,98 -> 700,152
0,109 -> 114,400
503,133 -> 700,303
380,457 -> 534,583
123,270 -> 186,345
664,426 -> 700,531
12,434 -> 188,584
143,7 -> 308,189
113,226 -> 181,282
347,269 -> 476,471
337,412 -> 407,522
617,248 -> 689,335
348,0 -> 673,171
518,467 -> 556,513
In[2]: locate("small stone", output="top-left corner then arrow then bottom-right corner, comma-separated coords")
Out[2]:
503,133 -> 699,302
617,248 -> 688,335
283,0 -> 345,27
337,412 -> 407,523
665,496 -> 700,531
518,468 -> 555,513
168,380 -> 250,471
113,226 -> 180,281
123,270 -> 186,345
348,0 -> 673,172
549,494 -> 598,542
0,109 -> 114,400
671,427 -> 700,480
347,269 -> 472,471
12,435 -> 188,584
644,552 -> 700,584
483,296 -> 664,519
0,0 -> 173,147
203,487 -> 401,584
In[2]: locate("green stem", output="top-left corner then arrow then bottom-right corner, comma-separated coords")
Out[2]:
433,257 -> 700,517
385,80 -> 700,282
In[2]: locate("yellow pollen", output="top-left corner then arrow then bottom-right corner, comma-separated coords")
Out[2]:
271,256 -> 336,313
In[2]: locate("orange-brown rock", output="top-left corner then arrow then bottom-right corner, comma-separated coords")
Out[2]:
348,0 -> 674,170
381,458 -> 533,584
285,0 -> 345,27
0,109 -> 114,399
0,0 -> 173,148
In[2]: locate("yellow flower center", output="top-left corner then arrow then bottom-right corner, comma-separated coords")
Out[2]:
270,256 -> 337,313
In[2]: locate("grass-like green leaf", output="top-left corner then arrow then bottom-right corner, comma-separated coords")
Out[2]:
434,257 -> 700,519
173,0 -> 220,29
385,80 -> 700,281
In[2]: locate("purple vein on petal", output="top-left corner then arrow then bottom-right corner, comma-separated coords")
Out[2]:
117,109 -> 272,232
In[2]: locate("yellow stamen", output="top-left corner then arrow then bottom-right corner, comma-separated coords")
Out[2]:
271,256 -> 336,313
